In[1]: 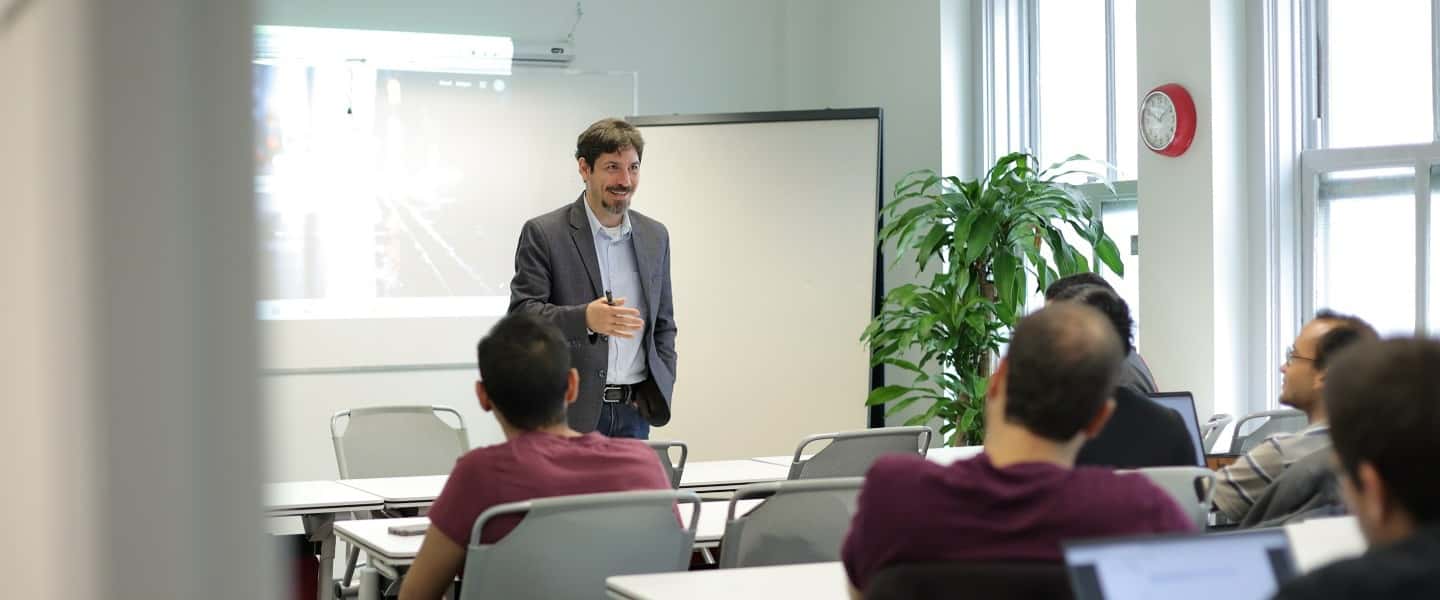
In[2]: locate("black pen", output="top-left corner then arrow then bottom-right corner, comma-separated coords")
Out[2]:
605,290 -> 614,306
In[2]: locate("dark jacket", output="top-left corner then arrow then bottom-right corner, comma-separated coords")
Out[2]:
1273,525 -> 1440,599
1076,387 -> 1196,469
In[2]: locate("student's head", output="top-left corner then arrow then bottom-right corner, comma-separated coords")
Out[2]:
1043,272 -> 1113,302
1050,283 -> 1135,355
576,118 -> 645,218
988,302 -> 1125,445
1279,310 -> 1378,418
475,313 -> 579,431
1324,338 -> 1440,545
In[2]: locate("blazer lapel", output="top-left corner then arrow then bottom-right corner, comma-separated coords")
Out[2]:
567,195 -> 604,299
631,214 -> 662,319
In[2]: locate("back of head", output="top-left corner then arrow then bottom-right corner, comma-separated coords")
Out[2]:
477,313 -> 572,430
575,117 -> 645,169
1004,303 -> 1126,442
1051,284 -> 1135,355
1043,272 -> 1114,302
1312,309 -> 1380,371
1325,338 -> 1440,524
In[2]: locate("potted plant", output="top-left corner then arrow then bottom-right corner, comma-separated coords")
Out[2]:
862,152 -> 1126,445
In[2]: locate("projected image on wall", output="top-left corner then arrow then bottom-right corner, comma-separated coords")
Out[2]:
251,29 -> 634,322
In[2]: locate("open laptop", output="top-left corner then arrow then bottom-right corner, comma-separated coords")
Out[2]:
1063,529 -> 1297,600
1149,391 -> 1206,467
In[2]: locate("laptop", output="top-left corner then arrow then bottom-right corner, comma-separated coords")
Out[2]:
1149,391 -> 1206,467
1064,529 -> 1298,600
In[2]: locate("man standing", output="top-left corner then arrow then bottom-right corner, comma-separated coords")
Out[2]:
508,118 -> 677,438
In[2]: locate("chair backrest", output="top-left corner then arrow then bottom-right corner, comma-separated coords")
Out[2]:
459,490 -> 700,600
864,561 -> 1074,600
718,477 -> 863,569
786,426 -> 932,480
1201,413 -> 1233,453
644,440 -> 689,489
1123,466 -> 1217,530
330,405 -> 469,479
1231,409 -> 1307,454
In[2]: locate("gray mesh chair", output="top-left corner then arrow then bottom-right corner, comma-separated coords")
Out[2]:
1123,466 -> 1217,530
331,405 -> 470,479
1201,413 -> 1233,454
645,440 -> 689,489
786,426 -> 932,480
1230,409 -> 1307,454
459,490 -> 701,600
718,477 -> 863,569
331,405 -> 470,590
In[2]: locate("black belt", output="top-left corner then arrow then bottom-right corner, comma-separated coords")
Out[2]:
602,384 -> 635,403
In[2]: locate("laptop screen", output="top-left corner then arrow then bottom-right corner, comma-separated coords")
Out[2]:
1064,529 -> 1297,600
1150,392 -> 1205,466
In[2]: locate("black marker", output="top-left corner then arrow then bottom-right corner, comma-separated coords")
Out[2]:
605,290 -> 614,305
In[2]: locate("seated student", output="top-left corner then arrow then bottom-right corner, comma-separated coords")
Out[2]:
1213,311 -> 1377,522
1045,272 -> 1157,396
1060,284 -> 1195,468
398,313 -> 672,600
841,303 -> 1194,597
1272,338 -> 1440,599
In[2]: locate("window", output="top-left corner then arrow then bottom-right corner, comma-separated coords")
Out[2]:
984,0 -> 1141,333
1300,0 -> 1440,337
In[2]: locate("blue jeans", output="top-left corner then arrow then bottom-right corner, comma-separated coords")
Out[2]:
596,401 -> 650,439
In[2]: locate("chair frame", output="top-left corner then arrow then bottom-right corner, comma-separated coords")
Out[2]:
330,405 -> 468,479
644,439 -> 689,489
1229,408 -> 1306,454
787,426 -> 933,480
719,477 -> 865,569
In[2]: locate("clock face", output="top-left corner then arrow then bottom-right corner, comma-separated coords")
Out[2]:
1141,90 -> 1177,151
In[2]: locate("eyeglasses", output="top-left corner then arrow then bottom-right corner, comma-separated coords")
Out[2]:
1286,346 -> 1316,364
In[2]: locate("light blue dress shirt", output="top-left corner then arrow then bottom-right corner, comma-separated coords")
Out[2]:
583,200 -> 648,385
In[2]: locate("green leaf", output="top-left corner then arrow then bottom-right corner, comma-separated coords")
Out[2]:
963,214 -> 999,266
866,385 -> 914,406
883,395 -> 924,417
1095,235 -> 1125,276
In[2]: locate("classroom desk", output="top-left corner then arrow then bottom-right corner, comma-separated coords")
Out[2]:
606,561 -> 849,599
677,459 -> 790,493
337,475 -> 448,510
334,499 -> 763,598
264,481 -> 386,600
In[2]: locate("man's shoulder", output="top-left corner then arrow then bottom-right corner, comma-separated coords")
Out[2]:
526,202 -> 579,230
627,209 -> 669,237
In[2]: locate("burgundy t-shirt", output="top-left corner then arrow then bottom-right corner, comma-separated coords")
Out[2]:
427,431 -> 672,546
841,452 -> 1196,589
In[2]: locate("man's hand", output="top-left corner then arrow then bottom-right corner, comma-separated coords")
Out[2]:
586,296 -> 644,339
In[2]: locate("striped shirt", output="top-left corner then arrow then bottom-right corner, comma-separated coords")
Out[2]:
1212,422 -> 1331,521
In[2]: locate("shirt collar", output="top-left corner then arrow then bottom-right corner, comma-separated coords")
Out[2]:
582,195 -> 632,241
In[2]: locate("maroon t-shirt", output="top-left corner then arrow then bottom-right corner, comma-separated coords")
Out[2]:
427,431 -> 672,546
841,452 -> 1196,589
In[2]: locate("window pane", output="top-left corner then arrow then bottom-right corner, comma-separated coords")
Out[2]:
1317,168 -> 1416,336
1325,0 -> 1433,148
1114,0 -> 1138,180
1037,0 -> 1107,172
1101,199 -> 1141,346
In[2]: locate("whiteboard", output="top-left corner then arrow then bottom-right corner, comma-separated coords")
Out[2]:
630,111 -> 881,459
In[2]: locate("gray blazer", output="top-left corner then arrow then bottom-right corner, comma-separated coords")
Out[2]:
508,195 -> 677,431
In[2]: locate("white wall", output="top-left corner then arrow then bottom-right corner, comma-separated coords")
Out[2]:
3,0 -> 267,597
259,0 -> 966,480
1136,0 -> 1253,421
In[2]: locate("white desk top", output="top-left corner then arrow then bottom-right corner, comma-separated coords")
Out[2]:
607,561 -> 849,599
679,459 -> 789,491
750,455 -> 804,467
338,475 -> 448,506
1285,515 -> 1367,573
264,480 -> 385,516
332,498 -> 758,565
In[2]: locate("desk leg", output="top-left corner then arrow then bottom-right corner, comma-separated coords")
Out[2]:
358,567 -> 380,600
302,514 -> 337,600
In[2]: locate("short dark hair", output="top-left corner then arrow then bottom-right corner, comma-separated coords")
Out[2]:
1043,272 -> 1114,301
1325,338 -> 1440,523
476,313 -> 572,430
1312,309 -> 1379,370
1004,303 -> 1126,442
576,118 -> 645,170
1052,283 -> 1135,355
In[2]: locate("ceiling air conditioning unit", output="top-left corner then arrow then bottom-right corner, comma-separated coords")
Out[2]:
514,41 -> 575,66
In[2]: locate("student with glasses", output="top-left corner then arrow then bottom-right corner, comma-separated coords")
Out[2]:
1212,311 -> 1378,522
